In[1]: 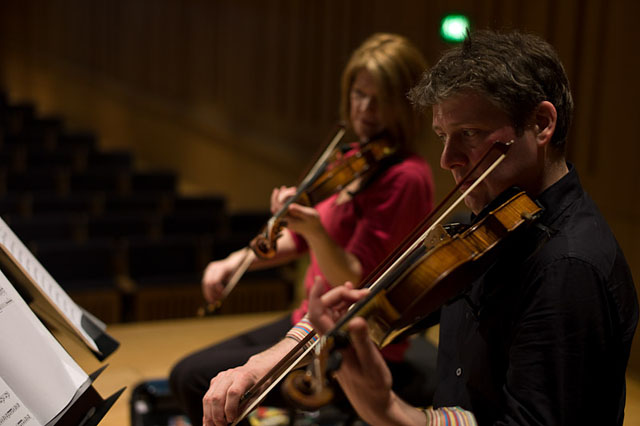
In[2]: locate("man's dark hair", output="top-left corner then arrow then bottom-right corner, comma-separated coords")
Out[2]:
409,30 -> 573,152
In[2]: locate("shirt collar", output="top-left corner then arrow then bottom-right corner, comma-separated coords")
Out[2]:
535,162 -> 582,227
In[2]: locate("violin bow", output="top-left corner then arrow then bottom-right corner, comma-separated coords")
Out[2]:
229,140 -> 513,421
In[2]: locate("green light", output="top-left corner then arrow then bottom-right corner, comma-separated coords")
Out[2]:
440,14 -> 470,43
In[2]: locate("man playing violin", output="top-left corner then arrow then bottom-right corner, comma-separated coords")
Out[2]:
172,33 -> 438,426
307,30 -> 638,425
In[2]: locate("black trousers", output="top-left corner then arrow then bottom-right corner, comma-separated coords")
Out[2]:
169,314 -> 293,426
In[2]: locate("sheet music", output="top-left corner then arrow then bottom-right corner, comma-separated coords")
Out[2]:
0,217 -> 100,353
0,376 -> 40,426
0,271 -> 88,425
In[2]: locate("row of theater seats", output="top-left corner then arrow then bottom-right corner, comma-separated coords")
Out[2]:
0,93 -> 295,323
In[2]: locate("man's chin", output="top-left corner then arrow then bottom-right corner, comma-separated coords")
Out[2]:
463,194 -> 483,216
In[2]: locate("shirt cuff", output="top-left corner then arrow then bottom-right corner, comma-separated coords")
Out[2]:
424,406 -> 477,426
285,315 -> 318,349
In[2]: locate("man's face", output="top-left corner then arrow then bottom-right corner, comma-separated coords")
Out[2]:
432,91 -> 543,214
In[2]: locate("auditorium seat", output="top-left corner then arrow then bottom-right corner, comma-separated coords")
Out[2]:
34,239 -> 122,323
126,235 -> 205,286
30,193 -> 96,216
87,150 -> 133,172
35,239 -> 120,290
4,170 -> 65,194
101,193 -> 168,215
1,103 -> 35,136
228,210 -> 271,242
25,116 -> 63,148
0,145 -> 21,171
131,171 -> 176,193
172,195 -> 226,215
125,235 -> 208,321
24,148 -> 80,172
208,210 -> 272,259
162,211 -> 225,238
57,131 -> 97,152
0,194 -> 27,218
7,214 -> 83,245
69,170 -> 128,194
87,212 -> 159,241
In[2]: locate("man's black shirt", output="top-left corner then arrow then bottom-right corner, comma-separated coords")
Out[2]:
433,165 -> 639,425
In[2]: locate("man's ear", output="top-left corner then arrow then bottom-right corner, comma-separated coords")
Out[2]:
534,101 -> 557,147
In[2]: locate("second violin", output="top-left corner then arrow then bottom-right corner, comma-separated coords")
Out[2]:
201,125 -> 400,315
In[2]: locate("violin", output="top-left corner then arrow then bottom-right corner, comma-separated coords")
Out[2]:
199,125 -> 399,316
282,189 -> 543,410
251,134 -> 397,259
227,140 -> 532,423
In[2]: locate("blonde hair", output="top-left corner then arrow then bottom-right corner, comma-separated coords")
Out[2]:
340,33 -> 428,152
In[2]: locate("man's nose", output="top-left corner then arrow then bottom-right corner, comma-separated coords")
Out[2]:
440,139 -> 466,171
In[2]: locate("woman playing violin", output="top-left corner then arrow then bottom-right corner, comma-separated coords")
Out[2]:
306,30 -> 638,426
170,33 -> 436,426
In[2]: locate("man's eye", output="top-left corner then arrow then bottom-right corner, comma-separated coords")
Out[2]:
462,129 -> 477,137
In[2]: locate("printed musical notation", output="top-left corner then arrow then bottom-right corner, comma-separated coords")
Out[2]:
0,377 -> 38,426
0,218 -> 99,353
0,287 -> 11,313
0,271 -> 88,426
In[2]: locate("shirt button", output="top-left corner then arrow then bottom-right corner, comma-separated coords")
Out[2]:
456,367 -> 462,377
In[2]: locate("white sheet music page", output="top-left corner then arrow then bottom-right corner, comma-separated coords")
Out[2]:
0,375 -> 41,426
0,217 -> 100,353
0,270 -> 88,425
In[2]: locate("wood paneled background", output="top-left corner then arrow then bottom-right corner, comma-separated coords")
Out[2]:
1,0 -> 640,372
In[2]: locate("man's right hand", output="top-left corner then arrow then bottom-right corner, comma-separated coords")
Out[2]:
202,339 -> 297,426
202,362 -> 259,426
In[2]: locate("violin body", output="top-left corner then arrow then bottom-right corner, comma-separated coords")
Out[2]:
364,190 -> 543,347
302,138 -> 397,206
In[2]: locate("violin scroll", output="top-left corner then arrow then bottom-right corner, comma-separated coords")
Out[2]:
250,217 -> 286,259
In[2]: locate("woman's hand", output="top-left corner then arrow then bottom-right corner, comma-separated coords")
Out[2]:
201,250 -> 247,304
270,186 -> 298,214
271,186 -> 324,239
271,185 -> 362,287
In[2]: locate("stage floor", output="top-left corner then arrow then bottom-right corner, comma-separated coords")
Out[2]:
57,312 -> 640,426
